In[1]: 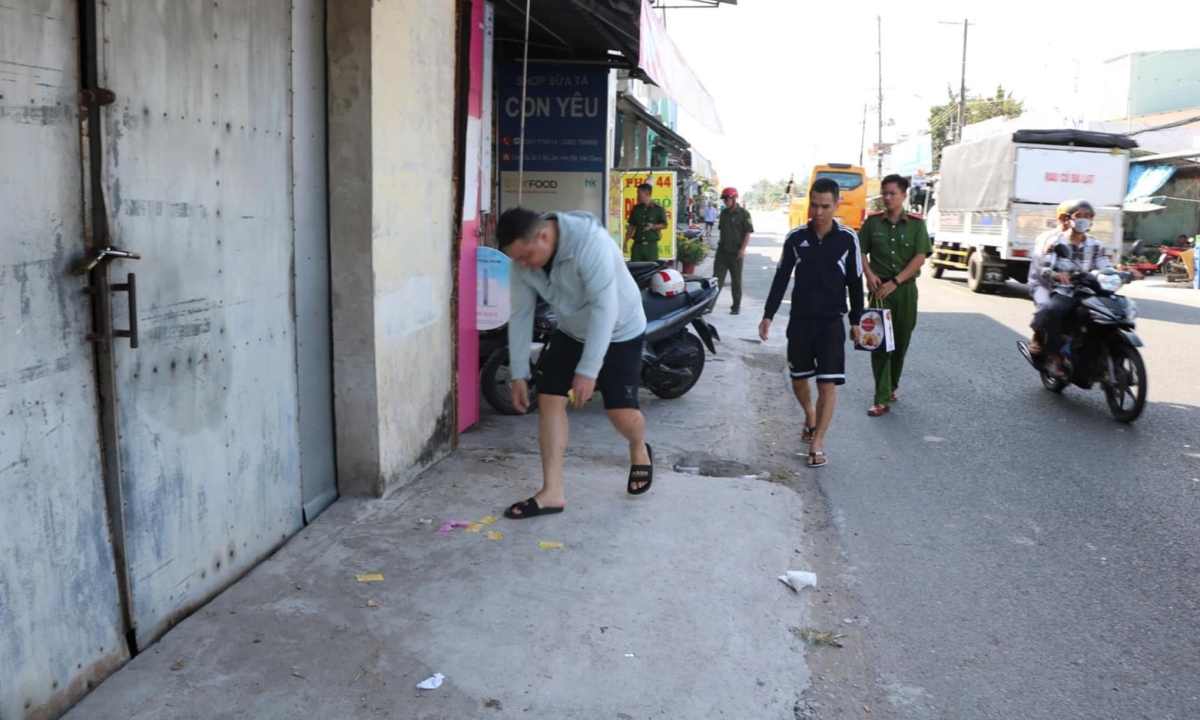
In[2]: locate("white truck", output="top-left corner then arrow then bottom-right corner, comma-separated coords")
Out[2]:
927,129 -> 1137,292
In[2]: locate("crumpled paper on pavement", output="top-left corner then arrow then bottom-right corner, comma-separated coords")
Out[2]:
437,520 -> 471,536
778,570 -> 818,592
417,673 -> 445,690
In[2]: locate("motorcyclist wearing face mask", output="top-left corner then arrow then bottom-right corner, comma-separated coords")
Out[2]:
1037,199 -> 1140,377
1026,199 -> 1075,356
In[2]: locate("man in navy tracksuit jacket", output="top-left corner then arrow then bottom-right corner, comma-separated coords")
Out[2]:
759,178 -> 864,469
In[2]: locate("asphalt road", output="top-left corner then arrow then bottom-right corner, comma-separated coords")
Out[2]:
732,213 -> 1200,719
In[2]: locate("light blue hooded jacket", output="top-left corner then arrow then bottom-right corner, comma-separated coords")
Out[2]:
508,211 -> 647,380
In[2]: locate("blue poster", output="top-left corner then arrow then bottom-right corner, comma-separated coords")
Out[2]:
497,64 -> 609,174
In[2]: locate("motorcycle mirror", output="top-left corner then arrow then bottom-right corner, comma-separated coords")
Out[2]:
1130,239 -> 1144,257
1053,243 -> 1071,259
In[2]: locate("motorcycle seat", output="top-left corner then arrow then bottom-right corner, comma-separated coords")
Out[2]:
642,289 -> 691,319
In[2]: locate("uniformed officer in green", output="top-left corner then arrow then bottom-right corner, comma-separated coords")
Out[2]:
714,186 -> 754,314
859,174 -> 933,417
624,183 -> 669,262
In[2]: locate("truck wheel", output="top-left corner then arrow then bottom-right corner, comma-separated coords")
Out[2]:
967,252 -> 986,293
929,258 -> 945,279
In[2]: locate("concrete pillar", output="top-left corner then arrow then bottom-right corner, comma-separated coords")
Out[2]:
635,122 -> 649,167
327,0 -> 458,497
621,114 -> 638,168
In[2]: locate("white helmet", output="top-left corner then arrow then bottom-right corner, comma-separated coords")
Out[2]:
650,268 -> 686,297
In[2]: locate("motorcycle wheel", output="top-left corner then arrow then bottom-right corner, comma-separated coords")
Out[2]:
480,348 -> 539,415
647,333 -> 706,399
1104,344 -> 1147,424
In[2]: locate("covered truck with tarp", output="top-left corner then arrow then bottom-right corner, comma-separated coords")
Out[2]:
927,129 -> 1137,292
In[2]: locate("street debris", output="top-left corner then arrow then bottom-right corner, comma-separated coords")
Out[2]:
674,464 -> 700,475
417,673 -> 445,690
291,666 -> 306,679
171,661 -> 184,671
791,627 -> 846,648
486,530 -> 502,541
485,698 -> 502,709
437,520 -> 472,536
417,518 -> 433,525
366,600 -> 379,610
466,523 -> 484,533
480,515 -> 499,525
294,583 -> 302,590
778,570 -> 818,592
538,541 -> 564,549
356,573 -> 384,583
479,455 -> 513,464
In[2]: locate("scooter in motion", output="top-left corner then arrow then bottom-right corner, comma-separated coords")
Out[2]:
1016,245 -> 1147,423
479,267 -> 721,414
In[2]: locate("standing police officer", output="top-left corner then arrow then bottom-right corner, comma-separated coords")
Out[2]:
624,183 -> 669,262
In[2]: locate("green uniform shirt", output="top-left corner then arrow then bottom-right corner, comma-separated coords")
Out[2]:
860,210 -> 933,280
627,202 -> 668,246
717,205 -> 754,254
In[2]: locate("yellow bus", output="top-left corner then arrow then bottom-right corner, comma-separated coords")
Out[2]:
787,163 -> 869,232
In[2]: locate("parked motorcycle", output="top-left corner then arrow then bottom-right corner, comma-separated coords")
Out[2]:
627,260 -> 719,313
479,300 -> 555,415
1016,245 -> 1146,423
1157,238 -> 1195,282
479,264 -> 722,414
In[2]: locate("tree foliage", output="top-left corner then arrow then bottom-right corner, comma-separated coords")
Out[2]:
928,85 -> 1024,169
742,178 -> 791,210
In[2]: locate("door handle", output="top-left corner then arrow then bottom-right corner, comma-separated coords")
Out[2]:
111,273 -> 139,349
72,246 -> 142,276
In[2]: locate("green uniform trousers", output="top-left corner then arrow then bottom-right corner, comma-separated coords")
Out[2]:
630,243 -> 659,262
713,249 -> 744,311
871,281 -> 919,406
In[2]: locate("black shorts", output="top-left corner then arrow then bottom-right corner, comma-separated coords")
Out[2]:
786,317 -> 846,385
536,330 -> 644,409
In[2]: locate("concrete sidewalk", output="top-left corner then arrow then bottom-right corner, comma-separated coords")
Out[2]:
64,297 -> 815,720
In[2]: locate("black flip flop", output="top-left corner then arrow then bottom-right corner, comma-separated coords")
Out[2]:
627,443 -> 654,495
503,497 -> 564,520
801,425 -> 816,444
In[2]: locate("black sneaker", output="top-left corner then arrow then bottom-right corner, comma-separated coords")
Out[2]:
730,307 -> 740,315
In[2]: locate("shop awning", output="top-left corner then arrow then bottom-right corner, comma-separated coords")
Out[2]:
638,0 -> 724,135
1125,164 -> 1177,203
492,0 -> 641,65
618,93 -> 690,154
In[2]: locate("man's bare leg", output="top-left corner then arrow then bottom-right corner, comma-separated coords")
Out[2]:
810,382 -> 837,462
607,408 -> 651,491
509,395 -> 569,515
792,378 -> 817,431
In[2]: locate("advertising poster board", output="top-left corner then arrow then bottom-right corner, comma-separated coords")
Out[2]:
608,170 -> 678,260
476,246 -> 511,331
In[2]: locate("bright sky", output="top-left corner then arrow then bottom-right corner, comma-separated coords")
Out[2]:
662,0 -> 1200,189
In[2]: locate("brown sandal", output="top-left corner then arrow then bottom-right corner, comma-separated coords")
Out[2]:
867,404 -> 890,417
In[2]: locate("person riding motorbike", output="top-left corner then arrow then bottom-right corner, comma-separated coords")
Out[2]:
1038,199 -> 1141,377
1026,199 -> 1075,356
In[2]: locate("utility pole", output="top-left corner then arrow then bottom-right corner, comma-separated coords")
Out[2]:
859,103 -> 868,167
876,16 -> 884,179
940,18 -> 973,143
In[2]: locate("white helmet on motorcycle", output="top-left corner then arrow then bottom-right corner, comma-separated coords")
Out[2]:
650,268 -> 686,297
